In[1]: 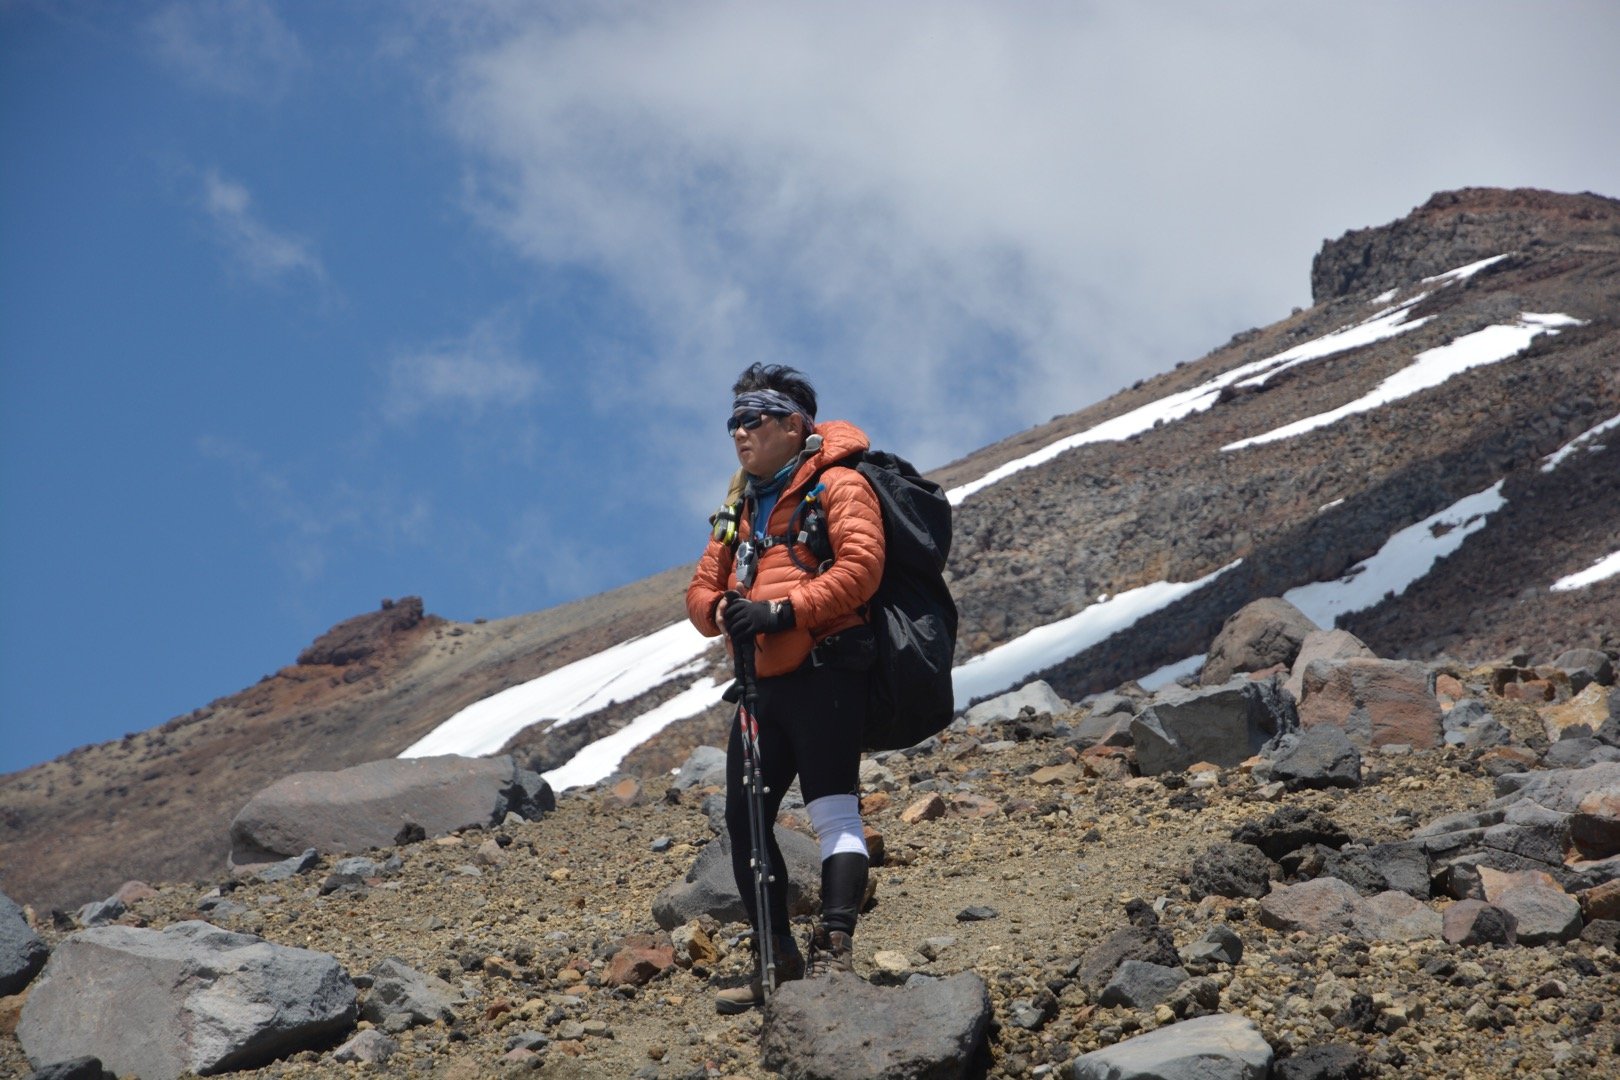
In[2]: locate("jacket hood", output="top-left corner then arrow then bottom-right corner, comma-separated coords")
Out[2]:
793,419 -> 870,488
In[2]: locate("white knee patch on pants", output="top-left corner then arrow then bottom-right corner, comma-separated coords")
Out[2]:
806,794 -> 867,861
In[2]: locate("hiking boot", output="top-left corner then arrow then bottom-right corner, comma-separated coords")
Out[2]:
805,925 -> 854,977
714,933 -> 803,1014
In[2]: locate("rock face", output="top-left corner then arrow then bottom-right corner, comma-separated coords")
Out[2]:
0,890 -> 48,996
17,921 -> 356,1080
1131,678 -> 1293,775
1310,187 -> 1620,302
1415,762 -> 1620,893
1068,1012 -> 1273,1080
296,596 -> 426,667
761,970 -> 992,1079
1200,598 -> 1318,686
228,754 -> 554,872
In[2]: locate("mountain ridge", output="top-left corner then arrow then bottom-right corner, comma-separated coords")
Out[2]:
3,186 -> 1616,914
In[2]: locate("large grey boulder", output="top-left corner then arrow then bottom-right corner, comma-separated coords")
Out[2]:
1315,842 -> 1432,899
1,890 -> 48,995
652,825 -> 821,929
1420,763 -> 1620,888
1069,1013 -> 1273,1079
1131,677 -> 1294,775
761,970 -> 991,1079
1201,598 -> 1318,686
229,754 -> 554,873
17,921 -> 356,1080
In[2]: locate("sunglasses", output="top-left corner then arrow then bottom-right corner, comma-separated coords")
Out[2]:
726,409 -> 786,435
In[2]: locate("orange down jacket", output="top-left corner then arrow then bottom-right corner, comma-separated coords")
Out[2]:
686,419 -> 886,677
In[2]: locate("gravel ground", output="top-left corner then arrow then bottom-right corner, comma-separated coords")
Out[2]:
4,714 -> 1618,1079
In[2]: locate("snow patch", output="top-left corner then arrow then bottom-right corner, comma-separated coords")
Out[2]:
951,562 -> 1239,705
1284,482 -> 1506,628
1551,551 -> 1620,592
1541,411 -> 1620,473
400,621 -> 713,759
1223,314 -> 1581,451
1424,253 -> 1513,284
542,677 -> 728,790
1137,654 -> 1204,692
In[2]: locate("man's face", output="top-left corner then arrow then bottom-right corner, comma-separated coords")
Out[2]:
732,409 -> 806,477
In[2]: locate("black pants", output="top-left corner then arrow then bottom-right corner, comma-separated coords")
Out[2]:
726,658 -> 867,936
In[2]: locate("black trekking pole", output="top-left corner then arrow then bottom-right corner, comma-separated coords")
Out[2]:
733,637 -> 779,1003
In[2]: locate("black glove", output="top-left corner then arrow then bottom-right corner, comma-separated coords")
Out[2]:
722,593 -> 795,640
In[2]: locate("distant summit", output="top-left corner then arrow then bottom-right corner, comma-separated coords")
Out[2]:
1312,187 -> 1620,302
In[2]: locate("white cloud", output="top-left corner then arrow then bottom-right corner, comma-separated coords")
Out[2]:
144,0 -> 307,100
381,318 -> 544,425
418,1 -> 1620,479
200,169 -> 326,287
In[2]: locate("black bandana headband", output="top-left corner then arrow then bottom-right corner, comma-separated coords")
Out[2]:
733,389 -> 815,431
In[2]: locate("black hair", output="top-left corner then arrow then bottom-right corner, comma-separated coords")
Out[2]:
732,363 -> 817,420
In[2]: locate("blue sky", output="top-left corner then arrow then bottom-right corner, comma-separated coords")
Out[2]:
3,1 -> 1617,775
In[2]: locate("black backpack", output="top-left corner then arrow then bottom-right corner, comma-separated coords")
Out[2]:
780,450 -> 959,751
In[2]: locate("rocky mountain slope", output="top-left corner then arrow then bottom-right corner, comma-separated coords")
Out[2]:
5,624 -> 1618,1079
2,186 -> 1617,916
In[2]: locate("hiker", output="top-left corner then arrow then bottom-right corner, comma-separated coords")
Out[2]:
687,362 -> 885,1013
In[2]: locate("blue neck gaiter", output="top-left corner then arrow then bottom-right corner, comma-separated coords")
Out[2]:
748,459 -> 797,538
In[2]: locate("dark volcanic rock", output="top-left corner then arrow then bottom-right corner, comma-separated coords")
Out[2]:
1132,677 -> 1294,774
1274,1043 -> 1369,1080
761,970 -> 991,1079
1233,806 -> 1351,861
1098,960 -> 1190,1009
1263,725 -> 1363,790
1076,924 -> 1181,994
1188,843 -> 1276,899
